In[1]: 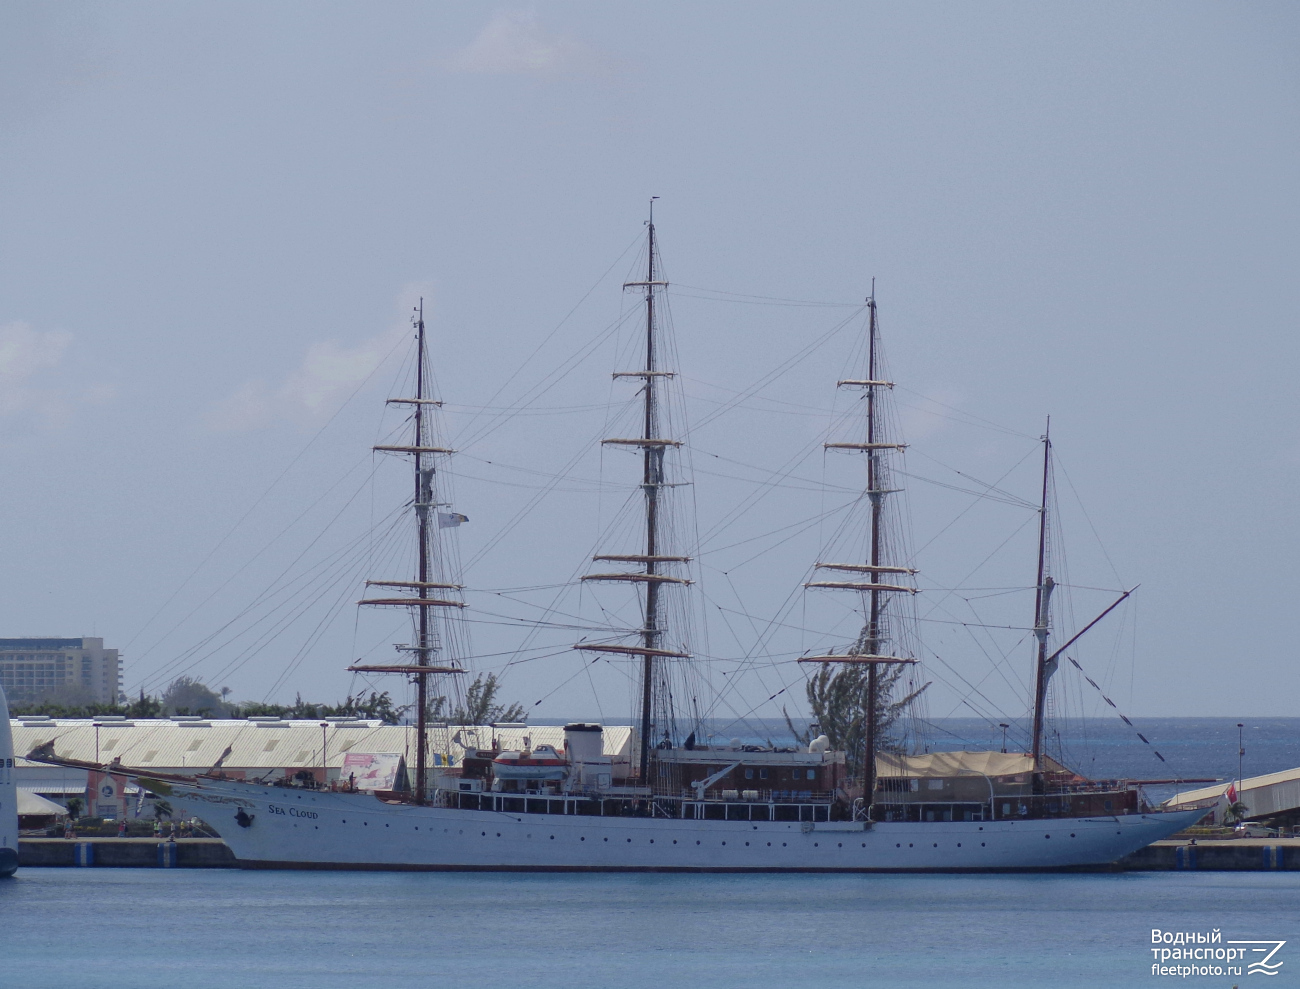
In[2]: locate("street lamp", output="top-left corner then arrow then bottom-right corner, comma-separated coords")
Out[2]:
1237,722 -> 1245,792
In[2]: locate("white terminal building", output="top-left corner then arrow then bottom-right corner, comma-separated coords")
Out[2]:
9,717 -> 634,820
0,638 -> 123,706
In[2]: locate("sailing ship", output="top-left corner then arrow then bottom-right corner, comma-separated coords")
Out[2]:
27,213 -> 1202,870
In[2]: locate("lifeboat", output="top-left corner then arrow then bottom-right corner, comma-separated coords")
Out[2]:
492,744 -> 568,781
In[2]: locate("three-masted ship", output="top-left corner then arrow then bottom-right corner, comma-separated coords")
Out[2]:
27,215 -> 1202,869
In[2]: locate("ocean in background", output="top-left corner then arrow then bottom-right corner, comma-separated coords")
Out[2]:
539,716 -> 1300,804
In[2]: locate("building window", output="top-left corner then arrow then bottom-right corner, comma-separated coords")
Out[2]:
806,769 -> 816,780
744,768 -> 754,780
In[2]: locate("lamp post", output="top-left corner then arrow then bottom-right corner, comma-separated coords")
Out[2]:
321,722 -> 329,789
1237,722 -> 1245,793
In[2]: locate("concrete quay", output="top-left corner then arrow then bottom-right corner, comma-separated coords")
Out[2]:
19,838 -> 235,868
1118,837 -> 1300,871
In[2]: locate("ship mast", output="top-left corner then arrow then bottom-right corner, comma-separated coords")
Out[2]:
1029,419 -> 1054,772
800,284 -> 917,818
576,201 -> 690,783
349,299 -> 463,803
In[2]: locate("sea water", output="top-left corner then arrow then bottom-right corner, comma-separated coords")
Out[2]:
3,718 -> 1297,987
2,868 -> 1297,988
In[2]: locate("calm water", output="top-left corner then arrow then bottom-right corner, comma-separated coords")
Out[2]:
5,718 -> 1298,987
1,868 -> 1297,988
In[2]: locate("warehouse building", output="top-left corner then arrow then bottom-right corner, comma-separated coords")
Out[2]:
10,716 -> 633,818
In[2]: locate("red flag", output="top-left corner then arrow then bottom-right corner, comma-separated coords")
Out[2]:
1225,782 -> 1237,804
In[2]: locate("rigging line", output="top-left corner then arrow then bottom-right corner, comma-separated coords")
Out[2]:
460,414 -> 617,574
907,447 -> 1041,516
892,385 -> 1040,441
1053,453 -> 1124,588
695,440 -> 837,549
454,302 -> 642,454
727,497 -> 867,572
917,514 -> 1038,624
167,505 -> 411,692
134,482 -> 407,693
129,452 -> 386,677
670,282 -> 864,307
450,231 -> 642,444
121,334 -> 409,654
892,468 -> 1037,508
685,307 -> 867,436
698,497 -> 857,557
670,291 -> 860,309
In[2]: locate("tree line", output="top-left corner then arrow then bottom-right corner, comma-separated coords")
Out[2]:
11,673 -> 526,727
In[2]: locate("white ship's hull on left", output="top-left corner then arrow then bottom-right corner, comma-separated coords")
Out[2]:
169,778 -> 1202,872
0,685 -> 19,877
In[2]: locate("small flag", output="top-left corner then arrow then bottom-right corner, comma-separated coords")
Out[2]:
438,512 -> 469,528
1226,782 -> 1237,803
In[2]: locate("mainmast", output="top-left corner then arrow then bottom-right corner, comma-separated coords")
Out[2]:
800,284 -> 917,818
349,299 -> 463,803
576,201 -> 690,783
1029,419 -> 1054,771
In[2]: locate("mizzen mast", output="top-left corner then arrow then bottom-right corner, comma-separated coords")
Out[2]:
1028,419 -> 1055,772
348,299 -> 463,804
799,285 -> 917,817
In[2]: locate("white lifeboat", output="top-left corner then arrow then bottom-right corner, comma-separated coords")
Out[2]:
492,744 -> 568,781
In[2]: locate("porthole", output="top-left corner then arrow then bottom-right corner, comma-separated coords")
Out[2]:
813,843 -> 818,847
722,841 -> 727,846
933,843 -> 937,848
1070,833 -> 1076,838
626,838 -> 631,843
957,843 -> 961,847
908,843 -> 913,848
745,842 -> 750,846
650,839 -> 654,844
896,843 -> 901,848
837,843 -> 842,848
1045,834 -> 1051,839
672,840 -> 677,844
580,837 -> 585,841
981,842 -> 986,847
603,837 -> 609,842
496,833 -> 501,837
363,822 -> 368,827
550,835 -> 555,840
696,840 -> 701,845
782,842 -> 787,847
767,842 -> 771,846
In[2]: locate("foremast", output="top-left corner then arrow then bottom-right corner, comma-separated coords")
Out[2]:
799,286 -> 917,816
576,203 -> 691,783
349,300 -> 463,803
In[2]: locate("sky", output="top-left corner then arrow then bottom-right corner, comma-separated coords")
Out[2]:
1,2 -> 1297,736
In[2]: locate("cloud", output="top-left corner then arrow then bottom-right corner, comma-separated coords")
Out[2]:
0,320 -> 80,426
209,315 -> 413,433
447,11 -> 601,76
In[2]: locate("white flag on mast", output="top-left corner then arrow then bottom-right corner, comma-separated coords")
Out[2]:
438,512 -> 469,528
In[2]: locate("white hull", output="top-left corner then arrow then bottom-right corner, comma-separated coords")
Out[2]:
169,778 -> 1202,872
